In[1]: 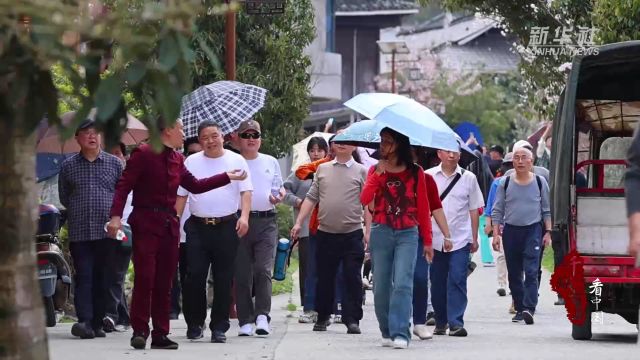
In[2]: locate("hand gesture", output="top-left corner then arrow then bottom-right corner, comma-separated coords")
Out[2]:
483,222 -> 492,236
106,217 -> 122,239
375,160 -> 386,175
227,169 -> 247,181
290,223 -> 301,240
444,239 -> 454,252
492,235 -> 502,252
543,231 -> 552,247
423,245 -> 434,263
236,217 -> 249,237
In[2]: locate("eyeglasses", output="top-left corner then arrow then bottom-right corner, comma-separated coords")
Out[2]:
513,155 -> 531,162
239,132 -> 261,139
386,181 -> 402,187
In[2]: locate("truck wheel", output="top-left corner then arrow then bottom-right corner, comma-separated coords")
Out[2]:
572,309 -> 592,340
44,296 -> 56,327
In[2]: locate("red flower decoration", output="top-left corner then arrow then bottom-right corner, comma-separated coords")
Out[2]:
550,250 -> 588,325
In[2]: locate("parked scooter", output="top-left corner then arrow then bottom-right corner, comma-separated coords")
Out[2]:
36,204 -> 72,327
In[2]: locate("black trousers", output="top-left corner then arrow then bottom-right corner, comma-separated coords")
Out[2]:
170,244 -> 187,316
105,243 -> 131,324
183,217 -> 239,332
69,239 -> 118,328
315,229 -> 364,325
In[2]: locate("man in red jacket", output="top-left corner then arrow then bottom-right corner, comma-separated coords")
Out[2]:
107,118 -> 247,350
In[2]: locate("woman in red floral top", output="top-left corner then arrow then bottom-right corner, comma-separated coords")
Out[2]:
360,128 -> 433,349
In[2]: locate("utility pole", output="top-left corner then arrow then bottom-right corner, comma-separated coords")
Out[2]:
225,0 -> 237,80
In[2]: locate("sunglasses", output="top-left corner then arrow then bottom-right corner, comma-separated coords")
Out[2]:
239,132 -> 261,139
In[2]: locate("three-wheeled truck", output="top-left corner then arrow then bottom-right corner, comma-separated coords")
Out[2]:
550,41 -> 640,340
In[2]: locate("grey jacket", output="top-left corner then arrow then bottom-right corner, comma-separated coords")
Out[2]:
626,128 -> 640,216
283,172 -> 313,238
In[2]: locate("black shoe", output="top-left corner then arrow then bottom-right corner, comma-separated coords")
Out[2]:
497,288 -> 507,297
433,324 -> 448,335
102,316 -> 115,333
426,312 -> 436,326
169,313 -> 179,320
187,326 -> 204,340
93,327 -> 107,338
512,312 -> 523,323
313,320 -> 331,331
522,310 -> 534,325
449,327 -> 468,337
346,323 -> 361,334
71,322 -> 95,339
130,333 -> 147,350
151,335 -> 179,350
211,330 -> 227,343
554,297 -> 565,306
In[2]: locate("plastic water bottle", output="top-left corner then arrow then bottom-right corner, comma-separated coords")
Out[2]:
273,238 -> 291,281
104,223 -> 128,242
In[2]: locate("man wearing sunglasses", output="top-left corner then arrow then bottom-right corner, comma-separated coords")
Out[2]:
235,119 -> 284,337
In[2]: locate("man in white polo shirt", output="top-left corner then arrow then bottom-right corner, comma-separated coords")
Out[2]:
426,148 -> 484,337
176,120 -> 252,344
235,119 -> 283,337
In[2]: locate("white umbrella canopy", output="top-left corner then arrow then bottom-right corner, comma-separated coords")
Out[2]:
36,110 -> 149,154
290,132 -> 333,171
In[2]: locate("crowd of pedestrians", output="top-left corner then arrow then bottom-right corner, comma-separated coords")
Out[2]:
58,114 -> 556,350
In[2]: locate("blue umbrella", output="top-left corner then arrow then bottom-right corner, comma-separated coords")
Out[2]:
373,99 -> 459,152
344,93 -> 412,119
331,120 -> 385,149
333,120 -> 478,165
454,122 -> 484,151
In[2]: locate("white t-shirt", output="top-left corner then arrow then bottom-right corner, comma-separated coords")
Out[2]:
179,203 -> 191,244
177,150 -> 253,217
245,153 -> 283,211
122,192 -> 133,224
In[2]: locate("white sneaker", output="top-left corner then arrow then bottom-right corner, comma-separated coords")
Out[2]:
381,338 -> 394,347
255,315 -> 270,336
238,323 -> 253,336
393,338 -> 408,349
413,324 -> 433,340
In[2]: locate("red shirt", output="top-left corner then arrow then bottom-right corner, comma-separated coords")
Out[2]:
110,144 -> 230,218
425,172 -> 442,212
361,166 -> 433,246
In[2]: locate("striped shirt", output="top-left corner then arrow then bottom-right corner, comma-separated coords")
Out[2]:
58,151 -> 123,242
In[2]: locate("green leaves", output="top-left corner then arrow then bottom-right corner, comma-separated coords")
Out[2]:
192,0 -> 314,157
159,34 -> 180,71
95,76 -> 124,122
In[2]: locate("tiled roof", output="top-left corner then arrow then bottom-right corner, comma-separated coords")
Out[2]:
398,12 -> 473,35
335,0 -> 419,13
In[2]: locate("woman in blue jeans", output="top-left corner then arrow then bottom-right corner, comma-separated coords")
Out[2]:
361,128 -> 434,349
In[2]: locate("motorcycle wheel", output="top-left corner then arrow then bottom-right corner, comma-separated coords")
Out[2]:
44,296 -> 56,327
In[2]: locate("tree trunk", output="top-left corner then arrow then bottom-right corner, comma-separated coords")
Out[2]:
0,121 -> 49,359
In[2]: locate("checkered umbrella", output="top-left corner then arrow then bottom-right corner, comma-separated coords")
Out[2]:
181,81 -> 268,138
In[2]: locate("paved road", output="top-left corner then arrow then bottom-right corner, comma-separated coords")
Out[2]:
48,254 -> 638,360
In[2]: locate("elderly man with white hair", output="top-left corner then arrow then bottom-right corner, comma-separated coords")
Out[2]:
491,146 -> 551,325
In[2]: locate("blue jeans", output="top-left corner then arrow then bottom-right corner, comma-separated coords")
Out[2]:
371,224 -> 418,342
430,244 -> 470,329
412,239 -> 430,325
502,223 -> 542,313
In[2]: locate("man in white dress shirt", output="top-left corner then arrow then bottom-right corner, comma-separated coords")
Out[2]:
235,119 -> 284,337
176,121 -> 252,343
426,149 -> 484,337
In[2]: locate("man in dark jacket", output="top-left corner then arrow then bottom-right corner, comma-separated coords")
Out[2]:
626,128 -> 640,257
107,118 -> 247,350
